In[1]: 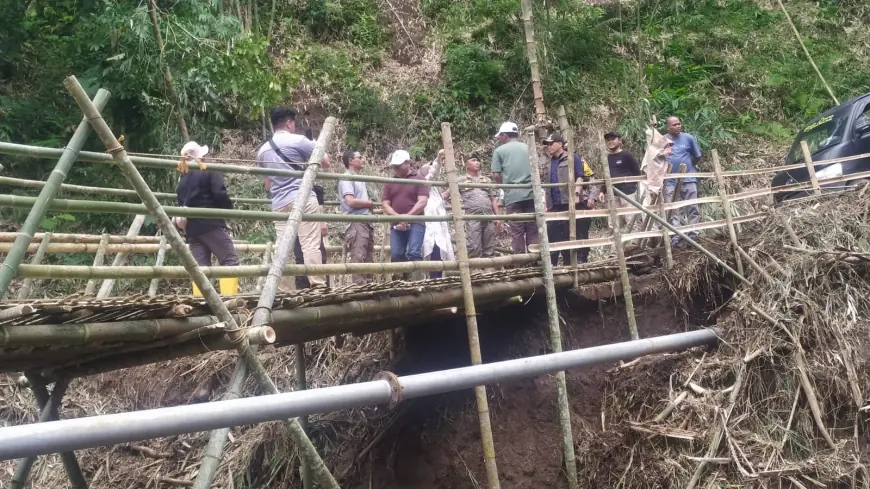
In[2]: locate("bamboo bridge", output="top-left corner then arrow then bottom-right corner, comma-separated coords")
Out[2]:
0,77 -> 861,489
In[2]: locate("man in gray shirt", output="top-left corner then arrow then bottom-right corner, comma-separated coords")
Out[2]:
257,107 -> 331,289
338,148 -> 375,284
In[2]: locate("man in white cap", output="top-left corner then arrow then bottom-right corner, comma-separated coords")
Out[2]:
382,150 -> 429,277
492,121 -> 538,254
176,141 -> 240,296
257,107 -> 331,290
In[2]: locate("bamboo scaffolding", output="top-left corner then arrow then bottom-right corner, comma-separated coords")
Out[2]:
712,150 -> 744,276
84,234 -> 109,295
443,123 -> 501,489
6,270 -> 621,377
660,197 -> 674,268
611,187 -> 751,286
0,89 -> 110,298
521,0 -> 547,127
600,135 -> 639,341
63,75 -> 338,488
557,106 -> 579,287
526,127 -> 579,489
96,215 -> 146,299
0,239 -> 382,254
10,377 -> 87,489
16,253 -> 539,280
16,233 -> 52,300
0,194 -> 534,223
148,237 -> 168,298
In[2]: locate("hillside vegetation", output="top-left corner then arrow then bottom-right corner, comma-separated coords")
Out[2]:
1,0 -> 869,235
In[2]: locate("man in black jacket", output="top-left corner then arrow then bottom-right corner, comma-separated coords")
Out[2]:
177,142 -> 240,294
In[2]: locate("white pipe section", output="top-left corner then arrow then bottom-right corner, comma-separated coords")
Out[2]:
0,329 -> 718,460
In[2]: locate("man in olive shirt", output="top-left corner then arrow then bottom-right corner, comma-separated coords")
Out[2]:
453,155 -> 500,258
339,148 -> 375,284
492,121 -> 538,254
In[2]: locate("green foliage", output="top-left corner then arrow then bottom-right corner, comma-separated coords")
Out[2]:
444,44 -> 505,104
296,0 -> 385,47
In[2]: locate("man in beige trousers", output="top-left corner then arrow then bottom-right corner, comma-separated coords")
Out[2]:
257,107 -> 331,290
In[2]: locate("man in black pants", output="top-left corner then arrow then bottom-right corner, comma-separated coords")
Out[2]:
541,133 -> 595,265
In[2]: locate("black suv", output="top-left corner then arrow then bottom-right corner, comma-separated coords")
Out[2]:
772,92 -> 870,205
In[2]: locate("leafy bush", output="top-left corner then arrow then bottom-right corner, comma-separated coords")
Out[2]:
444,44 -> 505,104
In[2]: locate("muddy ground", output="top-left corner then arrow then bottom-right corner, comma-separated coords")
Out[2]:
351,279 -> 720,489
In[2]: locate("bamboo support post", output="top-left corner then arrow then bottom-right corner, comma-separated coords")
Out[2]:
521,0 -> 547,129
443,123 -> 501,489
96,214 -> 146,298
84,234 -> 110,295
612,187 -> 752,286
526,127 -> 579,489
254,241 -> 273,293
0,89 -> 109,298
638,193 -> 661,249
192,360 -> 248,489
600,135 -> 639,341
64,75 -> 339,489
557,106 -> 579,286
800,141 -> 822,194
735,246 -> 775,284
11,377 -> 87,489
295,342 -> 312,489
16,233 -> 52,300
712,150 -> 744,276
148,236 -> 168,297
0,305 -> 35,321
659,196 -> 674,268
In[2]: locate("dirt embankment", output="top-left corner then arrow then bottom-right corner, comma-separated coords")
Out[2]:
358,284 -> 714,489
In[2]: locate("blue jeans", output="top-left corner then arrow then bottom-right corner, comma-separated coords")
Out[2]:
390,223 -> 425,263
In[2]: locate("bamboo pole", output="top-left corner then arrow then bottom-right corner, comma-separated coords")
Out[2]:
666,164 -> 688,224
10,377 -> 87,489
96,215 -> 146,299
0,194 -> 535,223
254,241 -> 273,293
521,0 -> 547,128
775,0 -> 839,105
148,236 -> 168,297
600,135 -> 639,341
0,240 -> 382,254
557,106 -> 579,286
0,141 -> 566,189
295,342 -> 312,489
526,127 -> 579,489
612,187 -> 752,285
659,196 -> 674,268
248,116 -> 337,489
63,75 -> 338,489
443,123 -> 501,489
800,141 -> 822,194
0,89 -> 110,298
777,213 -> 804,247
712,150 -> 744,276
147,0 -> 190,140
16,253 -> 540,280
191,360 -> 247,489
735,246 -> 775,284
16,233 -> 52,300
0,176 -> 274,206
84,234 -> 110,296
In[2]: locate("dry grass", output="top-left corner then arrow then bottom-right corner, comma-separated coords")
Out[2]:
580,191 -> 870,488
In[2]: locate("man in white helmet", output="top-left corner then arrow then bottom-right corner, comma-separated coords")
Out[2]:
491,122 -> 538,254
176,141 -> 240,296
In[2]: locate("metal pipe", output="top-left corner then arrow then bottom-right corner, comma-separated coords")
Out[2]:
0,329 -> 720,460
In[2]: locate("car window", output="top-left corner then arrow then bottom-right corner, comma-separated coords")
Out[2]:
787,114 -> 848,163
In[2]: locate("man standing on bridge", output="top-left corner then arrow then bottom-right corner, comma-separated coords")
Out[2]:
664,116 -> 702,245
599,131 -> 642,231
492,121 -> 538,254
339,148 -> 375,285
382,150 -> 429,280
449,154 -> 501,258
542,133 -> 594,265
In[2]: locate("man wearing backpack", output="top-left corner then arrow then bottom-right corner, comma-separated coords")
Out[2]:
257,107 -> 331,290
176,141 -> 240,296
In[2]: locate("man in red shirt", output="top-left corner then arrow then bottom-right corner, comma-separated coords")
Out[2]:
382,150 -> 429,270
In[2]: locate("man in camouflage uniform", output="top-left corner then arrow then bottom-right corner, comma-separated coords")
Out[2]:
451,155 -> 501,258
